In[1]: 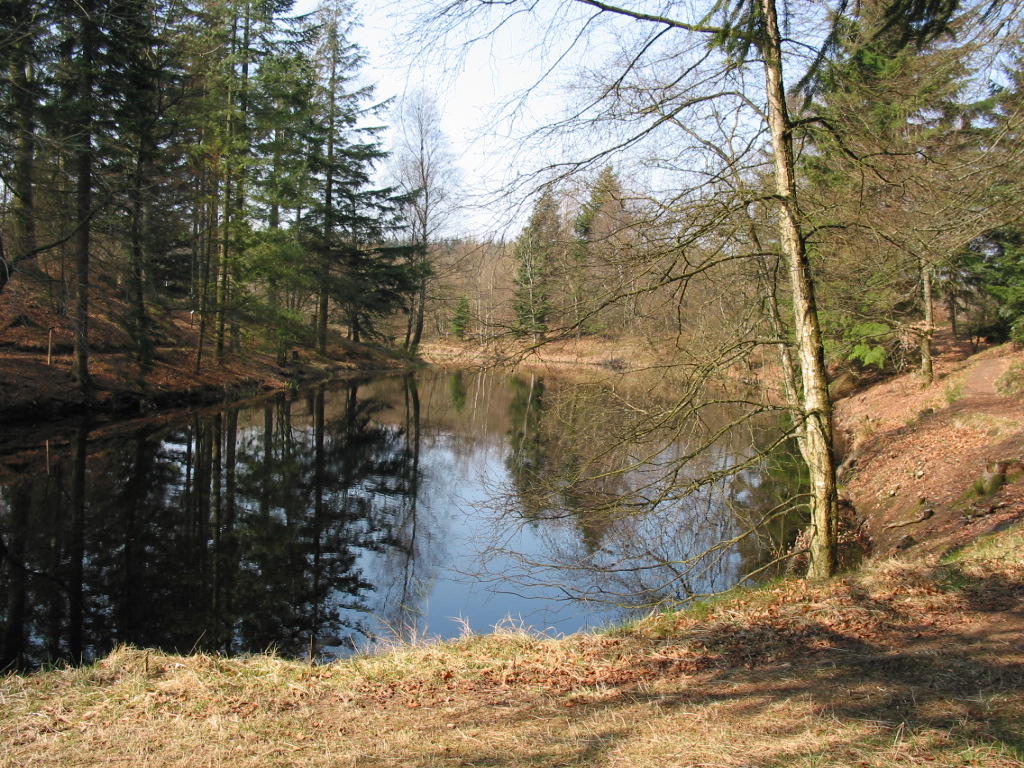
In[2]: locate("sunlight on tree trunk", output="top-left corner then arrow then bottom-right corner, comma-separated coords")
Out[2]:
759,0 -> 838,577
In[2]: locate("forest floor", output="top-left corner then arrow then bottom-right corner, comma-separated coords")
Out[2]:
2,322 -> 1024,766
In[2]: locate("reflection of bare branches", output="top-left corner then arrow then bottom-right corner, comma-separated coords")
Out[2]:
477,373 -> 807,614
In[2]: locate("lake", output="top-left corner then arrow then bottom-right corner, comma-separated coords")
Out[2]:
0,368 -> 803,670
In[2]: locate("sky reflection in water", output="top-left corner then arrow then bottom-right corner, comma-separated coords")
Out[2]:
0,370 -> 796,670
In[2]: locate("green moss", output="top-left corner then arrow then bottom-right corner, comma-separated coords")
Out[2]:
942,519 -> 1024,564
944,378 -> 965,404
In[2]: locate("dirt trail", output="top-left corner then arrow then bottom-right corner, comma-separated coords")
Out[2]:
962,355 -> 1012,396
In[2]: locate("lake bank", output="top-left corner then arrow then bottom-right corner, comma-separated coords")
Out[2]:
0,338 -> 416,430
3,522 -> 1022,767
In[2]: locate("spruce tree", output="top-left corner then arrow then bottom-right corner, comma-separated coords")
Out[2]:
302,0 -> 416,349
450,294 -> 471,340
512,189 -> 561,341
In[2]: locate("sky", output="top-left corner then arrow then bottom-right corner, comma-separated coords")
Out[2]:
293,0 -> 557,238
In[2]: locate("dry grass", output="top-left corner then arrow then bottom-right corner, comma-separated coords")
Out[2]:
4,524 -> 1024,768
996,360 -> 1024,398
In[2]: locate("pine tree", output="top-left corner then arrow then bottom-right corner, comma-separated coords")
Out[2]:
0,0 -> 49,294
804,1 -> 983,383
50,0 -> 106,388
450,294 -> 471,340
512,189 -> 561,341
571,166 -> 629,334
105,0 -> 195,371
302,0 -> 416,349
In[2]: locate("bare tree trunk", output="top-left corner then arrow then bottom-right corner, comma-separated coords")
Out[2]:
6,33 -> 36,295
920,258 -> 934,384
215,11 -> 239,365
194,185 -> 217,374
70,0 -> 96,391
412,278 -> 427,348
128,142 -> 153,371
317,282 -> 329,354
215,155 -> 232,364
404,298 -> 415,349
760,0 -> 838,578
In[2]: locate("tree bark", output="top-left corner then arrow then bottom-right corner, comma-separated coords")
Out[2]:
317,22 -> 340,357
920,258 -> 934,384
70,0 -> 96,391
759,0 -> 838,578
6,14 -> 37,294
128,140 -> 153,370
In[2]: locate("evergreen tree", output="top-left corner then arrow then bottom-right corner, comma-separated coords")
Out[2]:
0,0 -> 49,294
571,166 -> 630,334
802,0 -> 993,382
512,189 -> 561,341
243,24 -> 319,357
302,0 -> 416,348
106,0 -> 196,371
450,293 -> 471,339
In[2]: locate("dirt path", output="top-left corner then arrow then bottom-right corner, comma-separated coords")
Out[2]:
962,356 -> 1011,396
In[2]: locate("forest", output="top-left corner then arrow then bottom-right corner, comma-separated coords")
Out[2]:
1,0 -> 1023,583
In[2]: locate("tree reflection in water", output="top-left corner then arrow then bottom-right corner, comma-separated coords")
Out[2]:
489,370 -> 807,612
0,380 -> 425,670
0,370 -> 803,670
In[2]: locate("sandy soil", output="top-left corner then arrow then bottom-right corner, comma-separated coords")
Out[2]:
833,331 -> 1024,558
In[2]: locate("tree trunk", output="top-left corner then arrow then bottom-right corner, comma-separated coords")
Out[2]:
760,0 -> 838,578
317,282 -> 329,354
215,11 -> 239,365
70,0 -> 96,391
194,186 -> 217,373
5,22 -> 36,295
317,42 -> 339,357
920,259 -> 934,384
128,142 -> 153,371
412,275 -> 427,349
215,149 -> 232,364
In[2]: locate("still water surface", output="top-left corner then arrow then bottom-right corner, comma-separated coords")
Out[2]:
0,370 -> 797,670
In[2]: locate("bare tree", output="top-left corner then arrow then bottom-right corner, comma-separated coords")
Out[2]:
413,0 -> 1024,584
412,0 -> 845,576
391,88 -> 461,351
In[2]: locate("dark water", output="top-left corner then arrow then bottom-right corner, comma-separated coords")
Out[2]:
0,370 -> 802,670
